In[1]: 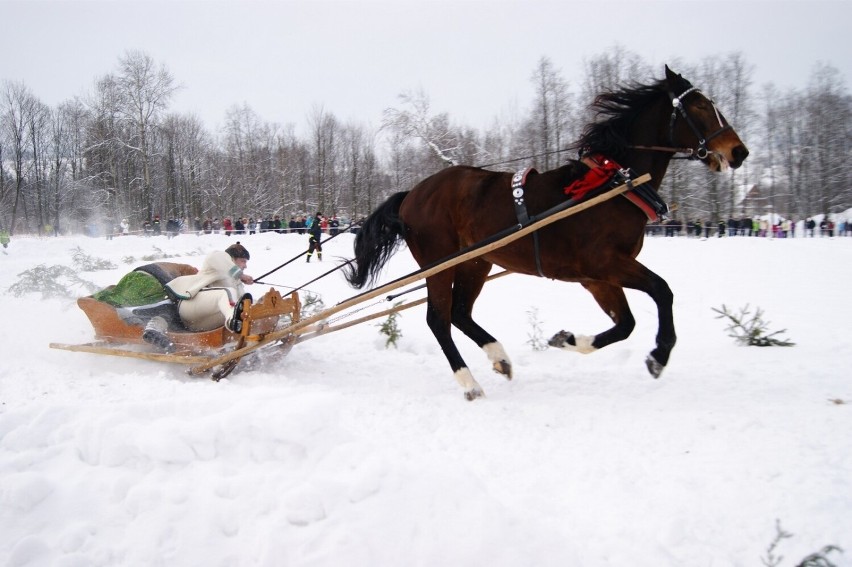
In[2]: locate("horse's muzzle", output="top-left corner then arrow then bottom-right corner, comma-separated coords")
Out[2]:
730,144 -> 749,169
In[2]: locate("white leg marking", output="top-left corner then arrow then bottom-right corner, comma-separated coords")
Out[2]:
483,342 -> 512,378
565,334 -> 597,354
453,368 -> 484,400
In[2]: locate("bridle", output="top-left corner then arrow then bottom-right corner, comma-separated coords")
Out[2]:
630,86 -> 733,160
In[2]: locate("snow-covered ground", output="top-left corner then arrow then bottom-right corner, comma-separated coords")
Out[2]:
1,230 -> 850,567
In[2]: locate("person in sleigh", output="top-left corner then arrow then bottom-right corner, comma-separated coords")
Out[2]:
93,242 -> 255,352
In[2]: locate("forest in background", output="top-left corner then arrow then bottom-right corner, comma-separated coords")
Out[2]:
1,46 -> 850,236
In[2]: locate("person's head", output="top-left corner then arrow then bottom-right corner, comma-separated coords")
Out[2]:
225,241 -> 250,269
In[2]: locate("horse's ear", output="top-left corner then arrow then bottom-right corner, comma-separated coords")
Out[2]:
664,65 -> 689,92
664,65 -> 679,83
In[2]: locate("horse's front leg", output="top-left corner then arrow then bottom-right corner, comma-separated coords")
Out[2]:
638,268 -> 676,378
549,265 -> 676,378
548,281 -> 636,355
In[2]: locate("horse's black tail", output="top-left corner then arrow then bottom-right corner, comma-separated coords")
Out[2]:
344,191 -> 409,289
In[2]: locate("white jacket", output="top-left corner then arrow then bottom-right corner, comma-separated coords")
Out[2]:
166,250 -> 244,301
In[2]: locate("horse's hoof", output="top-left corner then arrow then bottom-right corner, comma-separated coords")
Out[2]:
484,343 -> 512,380
645,354 -> 665,378
492,359 -> 513,380
464,386 -> 485,401
549,331 -> 596,354
548,330 -> 574,348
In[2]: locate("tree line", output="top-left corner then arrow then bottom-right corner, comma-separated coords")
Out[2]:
1,47 -> 850,236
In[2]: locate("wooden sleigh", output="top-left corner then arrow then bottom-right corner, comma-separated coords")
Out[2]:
50,175 -> 648,379
50,286 -> 303,380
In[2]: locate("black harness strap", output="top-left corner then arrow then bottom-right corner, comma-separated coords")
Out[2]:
511,168 -> 546,277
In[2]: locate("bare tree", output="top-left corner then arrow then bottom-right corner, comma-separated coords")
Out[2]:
805,62 -> 851,216
28,98 -> 51,233
760,83 -> 780,218
480,110 -> 524,171
221,102 -> 281,218
308,105 -> 340,212
358,139 -> 380,219
530,56 -> 572,170
383,89 -> 459,167
85,73 -> 126,221
46,102 -> 69,234
59,97 -> 90,229
115,50 -> 179,220
580,45 -> 652,120
385,130 -> 420,193
774,88 -> 813,220
273,125 -> 310,219
339,122 -> 383,220
161,112 -> 211,222
1,80 -> 39,234
719,53 -> 754,220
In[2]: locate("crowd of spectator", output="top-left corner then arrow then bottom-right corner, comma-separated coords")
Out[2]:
646,217 -> 851,238
105,214 -> 351,239
97,213 -> 852,240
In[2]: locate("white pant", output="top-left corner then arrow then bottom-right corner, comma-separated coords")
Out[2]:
178,287 -> 237,331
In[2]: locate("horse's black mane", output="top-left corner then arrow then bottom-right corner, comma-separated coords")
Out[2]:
574,75 -> 692,162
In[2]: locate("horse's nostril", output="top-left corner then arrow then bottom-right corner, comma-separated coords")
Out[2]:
733,145 -> 749,164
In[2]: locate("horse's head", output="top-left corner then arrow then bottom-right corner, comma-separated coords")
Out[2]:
664,66 -> 749,171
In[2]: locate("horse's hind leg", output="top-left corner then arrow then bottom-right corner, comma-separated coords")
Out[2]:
425,270 -> 486,401
549,281 -> 636,354
450,262 -> 513,380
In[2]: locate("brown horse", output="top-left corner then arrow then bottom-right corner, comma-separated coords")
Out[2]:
345,66 -> 748,400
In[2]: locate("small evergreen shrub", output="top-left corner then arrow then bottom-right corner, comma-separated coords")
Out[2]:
8,264 -> 99,299
300,292 -> 326,319
141,246 -> 176,262
713,304 -> 795,347
377,302 -> 404,348
71,246 -> 116,271
126,247 -> 201,264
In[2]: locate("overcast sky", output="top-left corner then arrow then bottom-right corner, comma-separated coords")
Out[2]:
2,0 -> 850,135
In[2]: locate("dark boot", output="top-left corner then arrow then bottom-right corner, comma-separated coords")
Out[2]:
142,316 -> 175,352
227,293 -> 253,333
